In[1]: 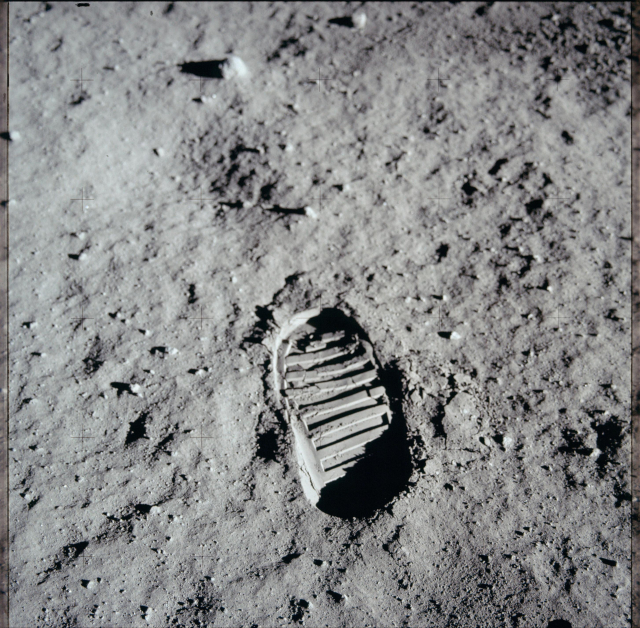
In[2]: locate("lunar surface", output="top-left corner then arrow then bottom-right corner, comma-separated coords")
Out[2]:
8,2 -> 631,627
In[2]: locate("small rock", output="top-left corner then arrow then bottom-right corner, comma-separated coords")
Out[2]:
130,383 -> 143,396
304,206 -> 318,220
450,331 -> 462,340
502,436 -> 514,449
169,347 -> 179,355
8,131 -> 21,142
222,55 -> 250,80
154,148 -> 165,157
353,10 -> 367,29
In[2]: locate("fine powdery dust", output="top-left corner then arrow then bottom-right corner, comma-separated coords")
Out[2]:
8,2 -> 631,627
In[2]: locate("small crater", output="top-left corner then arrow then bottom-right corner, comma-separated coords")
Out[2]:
561,130 -> 574,145
134,504 -> 153,516
125,412 -> 150,446
282,551 -> 302,564
525,198 -> 544,216
499,223 -> 511,238
488,158 -> 508,176
155,433 -> 174,454
462,181 -> 477,196
256,428 -> 282,463
290,598 -> 310,624
435,243 -> 449,262
83,356 -> 104,375
558,429 -> 593,456
260,182 -> 277,202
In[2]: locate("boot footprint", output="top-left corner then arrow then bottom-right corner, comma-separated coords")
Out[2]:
274,307 -> 410,518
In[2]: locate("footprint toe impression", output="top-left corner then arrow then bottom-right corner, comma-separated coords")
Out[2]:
275,307 -> 410,518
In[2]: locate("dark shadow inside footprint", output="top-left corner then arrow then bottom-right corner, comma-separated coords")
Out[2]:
316,419 -> 412,519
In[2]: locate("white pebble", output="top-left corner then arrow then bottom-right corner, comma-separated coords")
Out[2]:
503,436 -> 513,448
304,206 -> 318,220
450,331 -> 462,340
353,11 -> 367,29
222,55 -> 250,80
154,148 -> 165,157
8,131 -> 21,142
169,347 -> 179,355
130,384 -> 143,397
